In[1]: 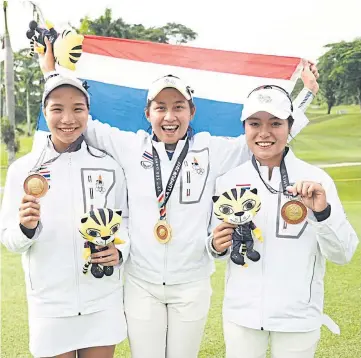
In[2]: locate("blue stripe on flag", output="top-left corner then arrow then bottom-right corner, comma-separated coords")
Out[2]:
37,80 -> 245,137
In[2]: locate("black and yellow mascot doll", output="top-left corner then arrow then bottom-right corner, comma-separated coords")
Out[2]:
26,20 -> 84,71
213,187 -> 263,267
79,209 -> 125,279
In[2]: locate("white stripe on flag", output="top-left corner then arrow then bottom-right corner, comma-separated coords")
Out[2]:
58,53 -> 300,104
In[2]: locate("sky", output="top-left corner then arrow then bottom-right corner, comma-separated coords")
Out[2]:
1,0 -> 360,61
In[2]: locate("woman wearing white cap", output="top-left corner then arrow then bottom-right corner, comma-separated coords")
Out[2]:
39,45 -> 319,357
0,75 -> 130,358
211,85 -> 358,358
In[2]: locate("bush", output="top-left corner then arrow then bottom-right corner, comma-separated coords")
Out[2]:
1,117 -> 20,153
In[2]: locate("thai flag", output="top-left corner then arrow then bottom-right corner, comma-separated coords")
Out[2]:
36,35 -> 303,140
142,151 -> 153,161
236,184 -> 251,190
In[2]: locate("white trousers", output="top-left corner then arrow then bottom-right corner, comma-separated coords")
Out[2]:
224,320 -> 321,358
124,274 -> 212,358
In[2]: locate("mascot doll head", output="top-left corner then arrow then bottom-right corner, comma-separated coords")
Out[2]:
213,187 -> 263,267
213,187 -> 261,225
26,20 -> 84,71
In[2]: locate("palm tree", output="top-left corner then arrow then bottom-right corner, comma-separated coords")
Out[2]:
14,49 -> 42,136
0,35 -> 4,119
3,0 -> 16,164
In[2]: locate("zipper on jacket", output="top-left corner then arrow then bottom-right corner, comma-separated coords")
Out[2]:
163,243 -> 169,286
163,197 -> 170,285
260,184 -> 270,330
28,247 -> 33,290
69,154 -> 82,315
308,256 -> 317,304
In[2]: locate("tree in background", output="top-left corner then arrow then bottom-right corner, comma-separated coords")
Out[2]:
317,52 -> 339,114
77,8 -> 197,44
329,39 -> 361,111
318,38 -> 361,113
13,49 -> 42,135
2,0 -> 16,163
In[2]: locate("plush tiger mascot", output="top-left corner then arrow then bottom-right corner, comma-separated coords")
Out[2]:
26,20 -> 84,71
79,209 -> 125,279
213,188 -> 263,267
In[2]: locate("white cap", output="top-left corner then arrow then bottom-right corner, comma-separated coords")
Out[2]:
241,85 -> 309,137
147,75 -> 193,102
42,75 -> 90,107
241,86 -> 293,121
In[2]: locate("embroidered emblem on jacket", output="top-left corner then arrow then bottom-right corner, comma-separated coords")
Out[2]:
191,157 -> 204,175
95,175 -> 106,193
141,151 -> 154,169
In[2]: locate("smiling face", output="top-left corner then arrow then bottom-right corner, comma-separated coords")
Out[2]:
43,85 -> 89,152
145,88 -> 196,144
245,111 -> 291,168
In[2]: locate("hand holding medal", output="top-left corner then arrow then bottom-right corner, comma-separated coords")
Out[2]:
19,195 -> 41,230
286,181 -> 328,213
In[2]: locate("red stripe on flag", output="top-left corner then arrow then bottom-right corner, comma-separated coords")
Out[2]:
83,36 -> 300,80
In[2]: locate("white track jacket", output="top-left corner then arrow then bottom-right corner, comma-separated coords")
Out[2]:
0,138 -> 130,318
212,149 -> 358,332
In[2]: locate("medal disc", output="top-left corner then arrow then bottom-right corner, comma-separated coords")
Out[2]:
281,200 -> 307,225
24,174 -> 49,198
154,220 -> 172,244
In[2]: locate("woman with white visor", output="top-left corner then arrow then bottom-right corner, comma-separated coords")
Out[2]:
211,85 -> 358,358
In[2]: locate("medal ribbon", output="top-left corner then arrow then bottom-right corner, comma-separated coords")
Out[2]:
152,139 -> 189,220
251,147 -> 291,196
30,136 -> 84,174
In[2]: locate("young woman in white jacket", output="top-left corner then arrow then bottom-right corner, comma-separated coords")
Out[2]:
0,75 -> 130,358
39,42 -> 319,358
211,85 -> 359,358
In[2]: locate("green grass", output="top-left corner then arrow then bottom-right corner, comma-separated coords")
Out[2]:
1,105 -> 361,357
1,167 -> 360,358
306,104 -> 361,117
291,106 -> 361,164
1,135 -> 34,187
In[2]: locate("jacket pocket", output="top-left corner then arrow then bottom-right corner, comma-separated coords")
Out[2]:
308,255 -> 317,304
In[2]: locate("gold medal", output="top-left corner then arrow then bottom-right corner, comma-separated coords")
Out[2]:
154,220 -> 172,244
24,174 -> 49,198
281,199 -> 307,225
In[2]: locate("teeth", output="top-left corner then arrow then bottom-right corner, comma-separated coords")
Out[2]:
162,125 -> 178,130
60,128 -> 75,132
258,142 -> 273,147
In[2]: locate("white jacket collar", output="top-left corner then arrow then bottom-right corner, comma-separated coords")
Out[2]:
151,135 -> 189,163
